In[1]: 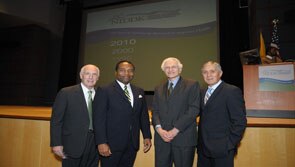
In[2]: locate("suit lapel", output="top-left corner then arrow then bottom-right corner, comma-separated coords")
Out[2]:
205,82 -> 224,105
75,84 -> 88,112
131,84 -> 139,109
167,77 -> 182,99
163,81 -> 169,99
113,81 -> 133,107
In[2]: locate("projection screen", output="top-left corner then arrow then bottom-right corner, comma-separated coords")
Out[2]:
80,0 -> 218,90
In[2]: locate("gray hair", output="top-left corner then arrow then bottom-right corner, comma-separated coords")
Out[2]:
202,61 -> 222,73
80,64 -> 100,75
161,57 -> 183,71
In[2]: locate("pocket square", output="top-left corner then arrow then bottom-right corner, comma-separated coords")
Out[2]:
138,95 -> 143,98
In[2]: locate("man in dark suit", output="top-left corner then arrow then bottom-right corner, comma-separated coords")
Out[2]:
93,60 -> 152,167
197,61 -> 247,167
50,64 -> 100,167
152,57 -> 200,167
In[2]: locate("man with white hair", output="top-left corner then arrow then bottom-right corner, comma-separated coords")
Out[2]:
50,64 -> 100,167
152,57 -> 200,167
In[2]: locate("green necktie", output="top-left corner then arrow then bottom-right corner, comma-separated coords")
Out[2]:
87,90 -> 93,130
168,82 -> 173,96
124,85 -> 131,102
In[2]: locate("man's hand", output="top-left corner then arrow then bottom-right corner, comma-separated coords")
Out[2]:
156,127 -> 173,142
98,143 -> 112,157
52,146 -> 66,159
167,127 -> 179,139
143,138 -> 152,153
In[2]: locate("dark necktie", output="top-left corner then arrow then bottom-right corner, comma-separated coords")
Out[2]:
168,82 -> 174,96
87,90 -> 93,130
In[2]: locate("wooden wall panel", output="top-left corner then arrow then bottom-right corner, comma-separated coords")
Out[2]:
0,117 -> 294,167
235,127 -> 295,167
0,118 -> 60,167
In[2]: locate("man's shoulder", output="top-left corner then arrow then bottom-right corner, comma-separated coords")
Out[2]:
180,78 -> 199,87
59,84 -> 80,92
222,82 -> 237,88
220,82 -> 241,92
154,81 -> 166,90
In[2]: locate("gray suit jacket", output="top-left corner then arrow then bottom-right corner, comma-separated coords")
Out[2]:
152,77 -> 200,146
50,84 -> 96,158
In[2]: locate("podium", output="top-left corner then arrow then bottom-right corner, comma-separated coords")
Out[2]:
243,63 -> 295,118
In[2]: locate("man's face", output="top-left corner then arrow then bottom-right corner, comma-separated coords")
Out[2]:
202,63 -> 222,86
163,60 -> 182,80
116,62 -> 134,84
80,65 -> 99,89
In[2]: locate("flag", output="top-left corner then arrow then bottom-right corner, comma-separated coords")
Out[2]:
271,19 -> 280,48
269,19 -> 282,62
259,31 -> 266,60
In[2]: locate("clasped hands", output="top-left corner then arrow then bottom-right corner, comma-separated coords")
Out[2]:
157,127 -> 179,142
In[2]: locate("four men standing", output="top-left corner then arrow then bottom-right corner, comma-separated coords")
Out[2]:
50,59 -> 246,167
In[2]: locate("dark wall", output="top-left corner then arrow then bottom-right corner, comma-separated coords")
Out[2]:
0,0 -> 293,106
58,0 -> 83,89
0,25 -> 61,106
219,0 -> 250,90
249,0 -> 295,61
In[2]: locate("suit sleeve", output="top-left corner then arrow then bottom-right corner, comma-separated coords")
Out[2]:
140,91 -> 152,139
151,87 -> 161,127
227,87 -> 247,149
173,81 -> 201,132
93,88 -> 108,145
50,89 -> 67,147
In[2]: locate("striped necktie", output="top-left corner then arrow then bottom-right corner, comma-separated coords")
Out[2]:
87,90 -> 93,129
204,88 -> 212,104
124,85 -> 131,102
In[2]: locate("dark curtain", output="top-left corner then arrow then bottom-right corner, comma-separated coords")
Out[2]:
58,0 -> 83,89
219,0 -> 250,91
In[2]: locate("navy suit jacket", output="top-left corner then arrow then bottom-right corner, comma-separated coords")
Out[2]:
93,81 -> 151,152
50,84 -> 98,158
197,81 -> 247,158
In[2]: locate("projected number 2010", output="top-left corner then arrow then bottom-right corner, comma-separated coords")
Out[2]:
111,39 -> 136,55
110,39 -> 136,46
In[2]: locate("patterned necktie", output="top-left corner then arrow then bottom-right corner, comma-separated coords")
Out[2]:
204,88 -> 212,104
87,90 -> 93,129
168,82 -> 174,96
124,85 -> 131,102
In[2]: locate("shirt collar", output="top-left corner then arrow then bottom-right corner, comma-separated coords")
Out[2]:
168,76 -> 180,88
116,80 -> 130,90
81,83 -> 95,93
208,80 -> 222,91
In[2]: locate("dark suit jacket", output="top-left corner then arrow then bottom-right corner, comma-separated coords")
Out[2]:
197,81 -> 247,158
50,84 -> 98,158
93,81 -> 151,152
152,77 -> 200,146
